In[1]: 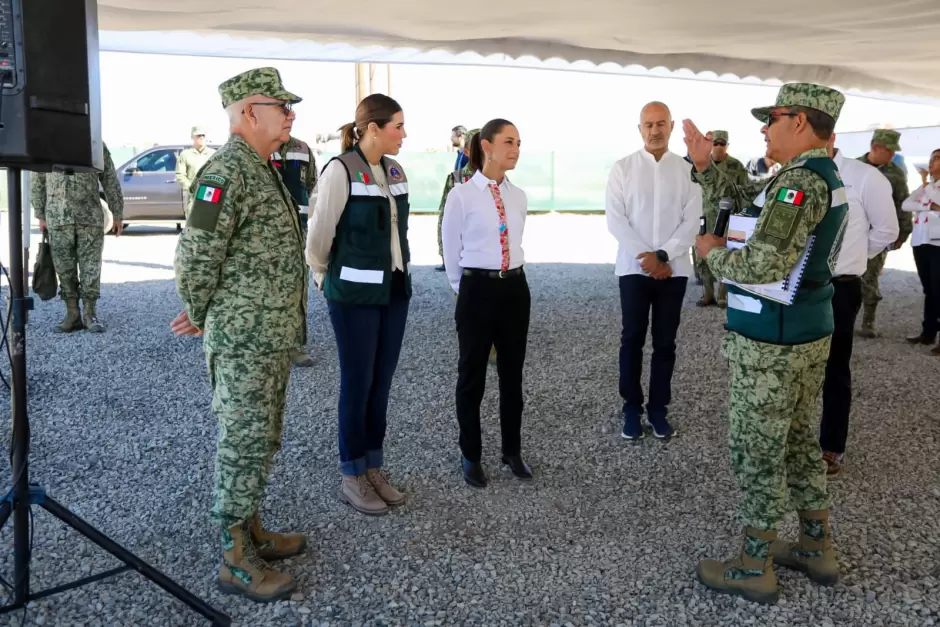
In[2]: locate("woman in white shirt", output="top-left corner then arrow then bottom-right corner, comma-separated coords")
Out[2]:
901,148 -> 940,354
441,118 -> 532,488
305,94 -> 412,516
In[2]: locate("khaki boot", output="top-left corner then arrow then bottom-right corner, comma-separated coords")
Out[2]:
218,522 -> 296,602
289,348 -> 315,367
54,298 -> 83,333
857,305 -> 877,338
366,468 -> 406,506
340,474 -> 389,516
697,527 -> 779,605
696,283 -> 716,307
82,299 -> 104,333
250,512 -> 307,561
770,509 -> 840,585
716,282 -> 727,309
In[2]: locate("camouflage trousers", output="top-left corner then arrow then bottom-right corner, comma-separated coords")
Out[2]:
437,203 -> 446,261
48,224 -> 104,300
207,350 -> 291,527
860,250 -> 888,307
723,332 -> 831,531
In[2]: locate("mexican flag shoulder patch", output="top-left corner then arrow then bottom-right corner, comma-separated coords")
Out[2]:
776,187 -> 805,206
196,184 -> 223,203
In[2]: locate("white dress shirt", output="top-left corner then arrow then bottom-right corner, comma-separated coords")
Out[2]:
902,181 -> 940,248
441,170 -> 527,293
604,149 -> 702,277
832,149 -> 899,276
305,158 -> 405,284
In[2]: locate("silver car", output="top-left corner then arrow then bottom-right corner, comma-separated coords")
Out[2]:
115,144 -> 220,230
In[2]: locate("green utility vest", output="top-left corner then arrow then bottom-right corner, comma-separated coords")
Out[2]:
323,147 -> 413,305
725,157 -> 848,345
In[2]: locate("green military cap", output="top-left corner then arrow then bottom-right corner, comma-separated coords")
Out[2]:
871,128 -> 902,151
711,130 -> 729,142
751,82 -> 845,124
466,128 -> 481,142
190,125 -> 205,136
218,67 -> 302,108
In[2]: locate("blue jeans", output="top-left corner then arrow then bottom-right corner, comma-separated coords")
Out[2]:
618,274 -> 688,417
327,272 -> 409,476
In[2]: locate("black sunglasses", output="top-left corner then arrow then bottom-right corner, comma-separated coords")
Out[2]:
767,112 -> 799,126
713,141 -> 727,147
252,101 -> 293,115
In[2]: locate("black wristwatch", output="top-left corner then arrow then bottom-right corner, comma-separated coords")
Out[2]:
655,249 -> 669,264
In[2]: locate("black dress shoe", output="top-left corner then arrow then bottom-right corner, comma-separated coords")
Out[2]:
462,459 -> 487,488
907,332 -> 937,345
502,455 -> 533,480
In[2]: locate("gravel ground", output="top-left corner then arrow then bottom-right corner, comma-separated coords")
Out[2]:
0,214 -> 939,626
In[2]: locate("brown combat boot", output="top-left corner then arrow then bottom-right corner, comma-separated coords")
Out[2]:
697,527 -> 779,605
366,468 -> 406,506
770,509 -> 840,586
250,512 -> 307,561
218,521 -> 296,602
857,305 -> 877,338
82,299 -> 104,333
340,474 -> 389,516
716,282 -> 727,309
54,298 -> 83,333
696,282 -> 716,307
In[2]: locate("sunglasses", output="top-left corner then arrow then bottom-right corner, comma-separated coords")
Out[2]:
766,112 -> 799,126
252,101 -> 293,115
713,141 -> 727,147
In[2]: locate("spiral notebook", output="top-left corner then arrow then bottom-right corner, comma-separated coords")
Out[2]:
721,214 -> 815,305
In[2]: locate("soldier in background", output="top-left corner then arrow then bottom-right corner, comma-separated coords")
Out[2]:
272,134 -> 318,367
176,126 -> 216,218
856,129 -> 912,337
30,142 -> 124,333
436,128 -> 478,272
171,67 -> 307,602
695,130 -> 749,308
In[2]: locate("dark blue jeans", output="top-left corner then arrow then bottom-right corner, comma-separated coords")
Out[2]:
618,274 -> 688,418
327,272 -> 409,476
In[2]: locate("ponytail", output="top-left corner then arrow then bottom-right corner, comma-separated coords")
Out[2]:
468,132 -> 484,173
339,122 -> 357,152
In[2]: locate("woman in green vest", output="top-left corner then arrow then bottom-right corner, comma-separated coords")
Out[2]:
306,94 -> 412,517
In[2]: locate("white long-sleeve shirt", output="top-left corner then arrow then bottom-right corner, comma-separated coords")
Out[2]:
832,149 -> 899,276
604,149 -> 702,277
441,170 -> 527,293
902,181 -> 940,248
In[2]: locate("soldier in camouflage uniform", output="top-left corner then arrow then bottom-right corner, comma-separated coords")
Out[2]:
684,83 -> 848,604
436,128 -> 479,271
856,129 -> 912,337
271,134 -> 319,367
176,125 -> 216,218
171,67 -> 307,603
694,130 -> 750,308
30,143 -> 124,333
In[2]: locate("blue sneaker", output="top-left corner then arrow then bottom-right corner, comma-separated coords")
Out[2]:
620,409 -> 645,441
647,411 -> 676,440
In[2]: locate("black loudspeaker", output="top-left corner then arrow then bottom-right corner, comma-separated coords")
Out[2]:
0,0 -> 101,172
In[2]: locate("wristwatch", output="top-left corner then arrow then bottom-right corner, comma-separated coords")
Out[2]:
655,249 -> 669,264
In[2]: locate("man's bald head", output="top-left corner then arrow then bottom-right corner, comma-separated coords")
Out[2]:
639,101 -> 674,159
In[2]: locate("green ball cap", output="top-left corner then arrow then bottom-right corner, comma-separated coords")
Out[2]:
751,82 -> 845,124
218,67 -> 302,108
711,130 -> 729,142
871,128 -> 902,151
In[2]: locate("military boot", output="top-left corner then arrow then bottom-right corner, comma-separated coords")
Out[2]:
54,298 -> 84,333
697,527 -> 779,605
716,282 -> 727,309
770,509 -> 840,585
82,299 -> 104,333
218,521 -> 296,602
250,512 -> 307,561
289,348 -> 315,367
857,305 -> 877,338
696,282 -> 716,307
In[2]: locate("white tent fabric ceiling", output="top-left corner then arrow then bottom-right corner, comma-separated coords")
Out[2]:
96,0 -> 940,100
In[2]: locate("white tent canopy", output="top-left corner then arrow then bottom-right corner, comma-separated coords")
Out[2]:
98,0 -> 940,99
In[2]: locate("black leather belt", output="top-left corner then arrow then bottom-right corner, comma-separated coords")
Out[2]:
462,267 -> 524,279
831,275 -> 859,282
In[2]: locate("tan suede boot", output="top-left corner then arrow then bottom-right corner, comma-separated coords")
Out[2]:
366,468 -> 406,506
697,527 -> 779,605
340,474 -> 389,516
250,513 -> 307,561
218,522 -> 296,602
696,282 -> 716,307
54,298 -> 83,333
770,509 -> 840,585
82,299 -> 104,333
716,282 -> 727,309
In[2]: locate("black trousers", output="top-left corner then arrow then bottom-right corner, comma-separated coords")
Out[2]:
618,274 -> 688,417
455,270 -> 531,463
819,277 -> 862,455
913,244 -> 940,338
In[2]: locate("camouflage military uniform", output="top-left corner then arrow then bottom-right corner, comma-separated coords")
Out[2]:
30,142 -> 124,332
857,129 -> 912,336
694,130 -> 749,307
177,127 -> 216,219
693,83 -> 846,604
437,128 -> 479,262
174,67 -> 305,601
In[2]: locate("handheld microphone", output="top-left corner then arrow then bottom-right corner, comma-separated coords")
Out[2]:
714,198 -> 733,236
699,215 -> 707,236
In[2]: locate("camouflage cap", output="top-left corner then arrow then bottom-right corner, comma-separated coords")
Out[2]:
218,67 -> 302,108
871,128 -> 902,151
711,130 -> 729,142
190,125 -> 205,136
466,128 -> 481,142
751,82 -> 845,124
